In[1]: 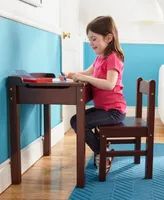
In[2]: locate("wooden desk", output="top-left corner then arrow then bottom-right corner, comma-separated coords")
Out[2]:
7,73 -> 92,188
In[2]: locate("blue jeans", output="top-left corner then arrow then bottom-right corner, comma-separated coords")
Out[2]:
70,107 -> 126,153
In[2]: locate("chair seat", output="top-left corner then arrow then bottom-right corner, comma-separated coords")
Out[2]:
100,117 -> 147,128
99,117 -> 148,137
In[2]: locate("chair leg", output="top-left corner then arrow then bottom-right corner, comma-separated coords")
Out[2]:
145,135 -> 154,179
99,134 -> 106,181
134,137 -> 141,164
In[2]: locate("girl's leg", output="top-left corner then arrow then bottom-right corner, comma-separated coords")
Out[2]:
70,108 -> 125,153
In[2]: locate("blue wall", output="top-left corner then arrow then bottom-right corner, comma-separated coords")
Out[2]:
0,18 -> 61,164
84,42 -> 164,106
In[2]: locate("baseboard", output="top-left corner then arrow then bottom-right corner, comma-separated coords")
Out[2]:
63,105 -> 76,133
0,159 -> 11,195
0,122 -> 64,194
126,106 -> 159,118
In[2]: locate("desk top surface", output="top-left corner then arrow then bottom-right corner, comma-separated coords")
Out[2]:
7,76 -> 89,87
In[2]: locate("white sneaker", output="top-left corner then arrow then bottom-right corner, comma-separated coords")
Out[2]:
96,144 -> 111,167
95,147 -> 114,174
95,152 -> 112,167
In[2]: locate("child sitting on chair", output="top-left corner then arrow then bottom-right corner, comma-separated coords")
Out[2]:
59,16 -> 126,174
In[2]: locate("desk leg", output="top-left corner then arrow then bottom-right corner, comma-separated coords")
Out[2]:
8,86 -> 21,184
76,87 -> 85,188
44,104 -> 51,156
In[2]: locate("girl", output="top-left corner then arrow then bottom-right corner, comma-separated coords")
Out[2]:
59,16 -> 126,174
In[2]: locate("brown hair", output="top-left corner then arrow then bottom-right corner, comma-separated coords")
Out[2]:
86,16 -> 124,61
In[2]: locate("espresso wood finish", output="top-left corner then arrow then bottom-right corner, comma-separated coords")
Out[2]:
97,78 -> 156,181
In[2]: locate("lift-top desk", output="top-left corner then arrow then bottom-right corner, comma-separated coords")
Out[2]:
7,73 -> 92,188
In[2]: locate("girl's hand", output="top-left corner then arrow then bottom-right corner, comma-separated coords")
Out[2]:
72,73 -> 86,82
59,72 -> 68,81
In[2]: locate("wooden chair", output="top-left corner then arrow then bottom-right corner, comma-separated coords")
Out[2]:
94,77 -> 156,181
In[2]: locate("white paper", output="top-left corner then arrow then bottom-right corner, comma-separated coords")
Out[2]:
52,78 -> 74,83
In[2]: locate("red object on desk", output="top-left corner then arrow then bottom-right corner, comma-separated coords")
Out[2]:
22,78 -> 53,83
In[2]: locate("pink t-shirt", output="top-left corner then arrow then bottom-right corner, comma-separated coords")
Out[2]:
92,52 -> 126,114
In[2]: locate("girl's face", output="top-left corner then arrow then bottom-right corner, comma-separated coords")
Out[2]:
88,30 -> 112,56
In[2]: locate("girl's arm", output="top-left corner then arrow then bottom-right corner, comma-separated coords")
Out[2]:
73,70 -> 118,90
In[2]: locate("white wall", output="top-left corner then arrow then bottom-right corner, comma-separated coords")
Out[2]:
0,0 -> 61,34
117,21 -> 164,44
79,0 -> 164,44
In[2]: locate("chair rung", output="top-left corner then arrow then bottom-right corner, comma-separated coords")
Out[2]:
109,139 -> 136,144
105,150 -> 146,157
100,129 -> 147,137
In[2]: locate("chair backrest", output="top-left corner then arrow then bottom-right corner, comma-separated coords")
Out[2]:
135,78 -> 156,130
